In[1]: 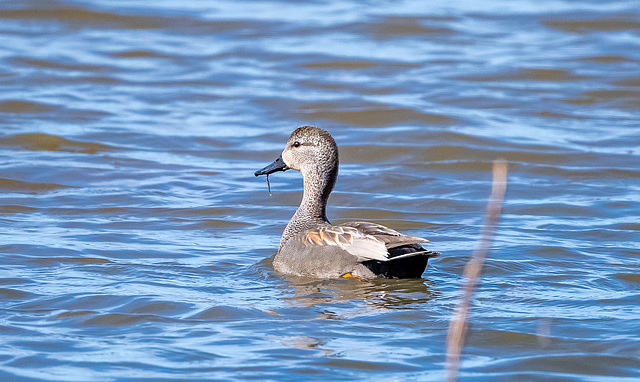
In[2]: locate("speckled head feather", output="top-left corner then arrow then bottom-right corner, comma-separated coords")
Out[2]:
283,126 -> 338,171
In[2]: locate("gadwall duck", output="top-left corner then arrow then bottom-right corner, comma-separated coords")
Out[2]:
255,126 -> 439,279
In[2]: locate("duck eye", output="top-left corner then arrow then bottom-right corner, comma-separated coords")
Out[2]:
292,141 -> 301,148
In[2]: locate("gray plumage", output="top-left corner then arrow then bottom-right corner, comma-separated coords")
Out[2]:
255,126 -> 439,279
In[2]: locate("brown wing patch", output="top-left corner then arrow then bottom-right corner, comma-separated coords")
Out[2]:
301,225 -> 390,261
303,226 -> 371,247
319,229 -> 338,245
305,231 -> 324,245
338,230 -> 353,245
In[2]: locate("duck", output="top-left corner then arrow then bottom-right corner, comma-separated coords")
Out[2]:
255,126 -> 439,279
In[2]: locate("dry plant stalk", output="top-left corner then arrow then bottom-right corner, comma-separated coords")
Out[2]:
445,160 -> 508,382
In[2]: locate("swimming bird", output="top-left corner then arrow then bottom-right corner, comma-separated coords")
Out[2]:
255,126 -> 439,278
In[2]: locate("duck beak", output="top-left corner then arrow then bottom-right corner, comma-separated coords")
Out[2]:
255,155 -> 289,176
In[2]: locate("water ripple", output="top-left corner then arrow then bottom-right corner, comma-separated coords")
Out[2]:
1,0 -> 639,380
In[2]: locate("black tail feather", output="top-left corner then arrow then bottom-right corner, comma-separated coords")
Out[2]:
363,244 -> 439,278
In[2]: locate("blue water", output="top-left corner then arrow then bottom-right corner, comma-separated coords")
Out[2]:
1,0 -> 639,380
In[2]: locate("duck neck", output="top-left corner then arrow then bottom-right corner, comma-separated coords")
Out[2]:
281,162 -> 337,244
297,166 -> 334,223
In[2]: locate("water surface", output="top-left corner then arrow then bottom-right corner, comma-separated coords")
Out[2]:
1,0 -> 639,380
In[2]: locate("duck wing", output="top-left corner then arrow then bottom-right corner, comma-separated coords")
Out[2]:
340,221 -> 429,249
301,225 -> 389,262
300,222 -> 434,263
